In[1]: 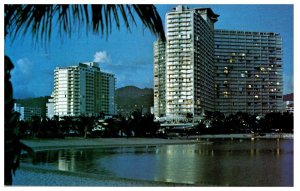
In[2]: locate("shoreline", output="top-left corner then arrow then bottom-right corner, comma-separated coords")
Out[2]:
21,137 -> 207,151
21,133 -> 293,151
187,133 -> 293,140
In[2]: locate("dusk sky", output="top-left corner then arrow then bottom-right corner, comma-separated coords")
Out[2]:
4,4 -> 294,99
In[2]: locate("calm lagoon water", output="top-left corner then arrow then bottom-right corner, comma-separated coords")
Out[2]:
21,139 -> 293,186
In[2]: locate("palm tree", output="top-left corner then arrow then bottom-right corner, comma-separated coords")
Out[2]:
4,4 -> 165,185
78,115 -> 95,138
60,116 -> 74,136
281,112 -> 293,133
202,111 -> 225,133
5,5 -> 165,44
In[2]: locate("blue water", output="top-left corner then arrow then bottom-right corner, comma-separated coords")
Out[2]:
21,139 -> 293,186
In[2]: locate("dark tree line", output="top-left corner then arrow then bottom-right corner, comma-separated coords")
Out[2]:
17,110 -> 293,140
17,111 -> 160,139
192,111 -> 293,135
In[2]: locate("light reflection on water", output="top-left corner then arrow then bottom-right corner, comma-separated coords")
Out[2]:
21,139 -> 293,186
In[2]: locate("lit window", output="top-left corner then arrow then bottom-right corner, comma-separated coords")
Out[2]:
223,91 -> 229,98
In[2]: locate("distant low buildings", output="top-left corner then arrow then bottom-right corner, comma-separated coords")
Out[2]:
14,103 -> 42,121
283,93 -> 293,113
53,62 -> 116,117
46,92 -> 55,119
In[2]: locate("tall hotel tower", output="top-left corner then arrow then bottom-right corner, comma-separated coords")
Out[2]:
214,30 -> 283,115
54,62 -> 116,117
154,5 -> 219,121
154,5 -> 283,121
154,40 -> 166,118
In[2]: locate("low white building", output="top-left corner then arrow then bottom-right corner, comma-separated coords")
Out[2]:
14,103 -> 42,121
46,92 -> 55,119
283,93 -> 293,113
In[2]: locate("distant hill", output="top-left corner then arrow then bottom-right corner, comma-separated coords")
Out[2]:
116,86 -> 153,98
116,86 -> 153,115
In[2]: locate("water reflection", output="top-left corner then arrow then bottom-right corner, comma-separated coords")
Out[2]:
154,144 -> 199,184
22,139 -> 293,186
58,150 -> 78,171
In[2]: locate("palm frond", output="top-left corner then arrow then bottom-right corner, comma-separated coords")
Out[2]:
5,4 -> 165,44
132,5 -> 165,40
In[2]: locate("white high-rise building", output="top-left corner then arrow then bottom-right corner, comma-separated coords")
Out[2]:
54,62 -> 116,117
154,39 -> 166,118
163,5 -> 219,122
99,71 -> 116,116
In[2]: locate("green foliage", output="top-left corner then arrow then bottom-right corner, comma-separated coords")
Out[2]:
102,117 -> 120,137
261,112 -> 293,133
194,111 -> 294,134
16,111 -> 161,139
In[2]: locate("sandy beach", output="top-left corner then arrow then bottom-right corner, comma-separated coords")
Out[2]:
13,163 -> 193,186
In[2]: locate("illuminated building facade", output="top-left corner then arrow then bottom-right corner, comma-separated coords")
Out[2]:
154,5 -> 283,121
214,30 -> 283,115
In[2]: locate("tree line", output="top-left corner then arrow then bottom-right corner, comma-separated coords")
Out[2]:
16,111 -> 160,139
192,111 -> 293,135
15,110 -> 293,139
